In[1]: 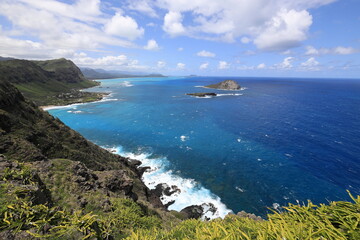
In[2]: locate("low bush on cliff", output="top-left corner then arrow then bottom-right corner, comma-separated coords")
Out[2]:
0,162 -> 162,239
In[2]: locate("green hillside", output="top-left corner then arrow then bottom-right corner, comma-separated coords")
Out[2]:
0,58 -> 100,106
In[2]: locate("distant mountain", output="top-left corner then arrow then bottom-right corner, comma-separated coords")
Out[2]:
0,56 -> 15,61
0,58 -> 99,105
81,67 -> 166,79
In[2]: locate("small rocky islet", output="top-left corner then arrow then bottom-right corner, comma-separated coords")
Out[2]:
186,80 -> 241,97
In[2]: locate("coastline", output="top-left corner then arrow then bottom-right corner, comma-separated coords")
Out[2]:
39,81 -> 110,111
44,78 -> 232,219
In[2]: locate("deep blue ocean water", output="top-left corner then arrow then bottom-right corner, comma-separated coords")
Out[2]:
48,77 -> 360,217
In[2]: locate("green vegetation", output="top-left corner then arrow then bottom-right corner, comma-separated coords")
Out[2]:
128,193 -> 360,239
0,162 -> 163,239
0,58 -> 101,106
1,161 -> 359,239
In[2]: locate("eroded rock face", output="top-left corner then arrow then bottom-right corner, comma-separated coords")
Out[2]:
205,80 -> 241,90
180,203 -> 217,220
180,205 -> 204,219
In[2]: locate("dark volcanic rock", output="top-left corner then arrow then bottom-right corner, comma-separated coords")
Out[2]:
205,80 -> 241,90
180,203 -> 217,220
186,92 -> 217,97
102,170 -> 134,194
180,205 -> 204,219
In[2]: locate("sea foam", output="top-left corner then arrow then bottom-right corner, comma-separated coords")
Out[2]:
108,146 -> 232,219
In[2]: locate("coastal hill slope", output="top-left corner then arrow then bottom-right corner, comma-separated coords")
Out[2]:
0,79 -> 178,238
0,58 -> 101,106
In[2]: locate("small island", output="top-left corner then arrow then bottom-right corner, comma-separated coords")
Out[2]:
205,80 -> 241,90
186,92 -> 217,97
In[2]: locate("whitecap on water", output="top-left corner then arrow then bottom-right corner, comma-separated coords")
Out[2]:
105,146 -> 232,219
180,135 -> 188,142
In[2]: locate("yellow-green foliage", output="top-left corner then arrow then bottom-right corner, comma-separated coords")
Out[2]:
127,192 -> 360,240
0,163 -> 161,239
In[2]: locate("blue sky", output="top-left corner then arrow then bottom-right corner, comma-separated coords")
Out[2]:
0,0 -> 359,78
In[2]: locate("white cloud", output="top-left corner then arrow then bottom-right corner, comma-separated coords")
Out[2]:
300,57 -> 320,71
144,39 -> 160,50
127,0 -> 158,18
156,0 -> 335,51
257,63 -> 266,69
0,0 -> 140,59
157,60 -> 166,68
197,50 -> 216,58
163,11 -> 186,36
72,52 -> 149,70
177,62 -> 185,69
178,47 -> 184,51
241,37 -> 251,44
275,57 -> 295,69
254,9 -> 312,51
218,61 -> 230,69
334,47 -> 357,55
305,45 -> 358,55
104,12 -> 144,40
199,62 -> 209,70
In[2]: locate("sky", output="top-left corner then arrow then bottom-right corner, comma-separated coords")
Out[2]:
0,0 -> 359,78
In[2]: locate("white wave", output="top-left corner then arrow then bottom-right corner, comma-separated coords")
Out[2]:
216,93 -> 243,97
43,95 -> 118,111
197,86 -> 248,91
108,146 -> 232,219
180,135 -> 189,142
120,81 -> 134,87
67,110 -> 83,114
42,102 -> 86,111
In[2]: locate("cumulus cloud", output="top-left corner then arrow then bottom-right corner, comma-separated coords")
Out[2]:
218,61 -> 230,69
144,39 -> 160,50
300,57 -> 320,71
157,60 -> 166,68
306,45 -> 358,55
177,62 -> 185,69
155,0 -> 335,51
275,57 -> 295,69
163,11 -> 186,36
0,0 -> 143,59
104,12 -> 144,40
257,63 -> 266,69
72,52 -> 149,70
254,9 -> 312,51
199,62 -> 209,70
197,50 -> 216,58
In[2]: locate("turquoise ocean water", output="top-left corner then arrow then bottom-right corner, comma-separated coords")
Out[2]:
48,76 -> 360,218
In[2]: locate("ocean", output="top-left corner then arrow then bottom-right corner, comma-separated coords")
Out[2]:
47,76 -> 360,218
